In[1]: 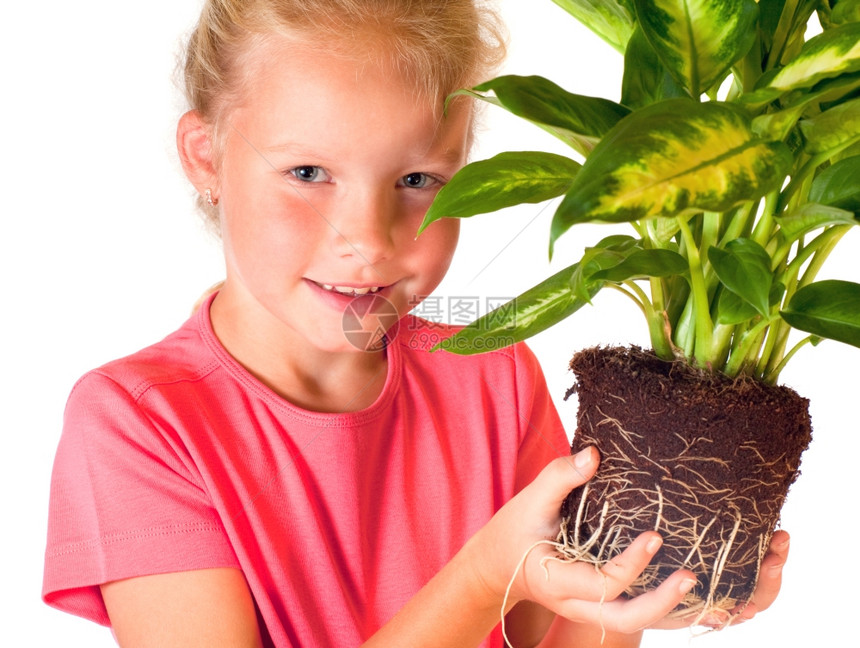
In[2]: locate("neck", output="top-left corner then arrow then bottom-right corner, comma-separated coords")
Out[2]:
208,289 -> 389,413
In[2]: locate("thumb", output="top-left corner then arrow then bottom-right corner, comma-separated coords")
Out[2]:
529,446 -> 600,510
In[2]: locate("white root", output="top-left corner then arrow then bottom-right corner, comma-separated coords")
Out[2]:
500,539 -> 566,648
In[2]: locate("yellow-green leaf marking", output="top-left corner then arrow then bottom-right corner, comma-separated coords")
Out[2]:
552,0 -> 636,54
551,99 -> 793,250
633,0 -> 759,97
748,21 -> 860,104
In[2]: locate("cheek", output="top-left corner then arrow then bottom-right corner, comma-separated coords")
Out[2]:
413,219 -> 460,277
219,191 -> 325,276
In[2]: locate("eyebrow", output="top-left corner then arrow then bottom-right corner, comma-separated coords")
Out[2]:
262,142 -> 466,168
262,143 -> 319,155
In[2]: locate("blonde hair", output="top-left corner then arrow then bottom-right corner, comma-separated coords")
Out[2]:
181,0 -> 507,227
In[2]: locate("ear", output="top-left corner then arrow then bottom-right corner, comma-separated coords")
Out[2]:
177,110 -> 218,196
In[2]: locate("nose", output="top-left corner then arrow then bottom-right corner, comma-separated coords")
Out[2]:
330,189 -> 396,267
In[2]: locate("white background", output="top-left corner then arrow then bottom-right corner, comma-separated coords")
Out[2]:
3,1 -> 857,645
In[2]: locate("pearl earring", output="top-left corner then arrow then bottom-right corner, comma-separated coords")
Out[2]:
205,188 -> 219,207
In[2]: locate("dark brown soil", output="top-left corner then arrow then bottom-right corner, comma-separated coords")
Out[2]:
560,346 -> 812,612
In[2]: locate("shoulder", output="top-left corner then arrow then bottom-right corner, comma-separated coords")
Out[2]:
72,308 -> 219,404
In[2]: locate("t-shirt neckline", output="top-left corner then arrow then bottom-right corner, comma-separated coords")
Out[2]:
194,292 -> 402,425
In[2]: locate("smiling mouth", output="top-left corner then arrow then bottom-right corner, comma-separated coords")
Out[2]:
314,281 -> 384,297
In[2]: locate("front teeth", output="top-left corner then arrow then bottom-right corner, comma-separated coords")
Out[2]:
321,284 -> 381,296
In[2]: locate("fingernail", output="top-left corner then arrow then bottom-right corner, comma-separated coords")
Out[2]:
679,578 -> 697,595
574,447 -> 593,469
646,535 -> 663,554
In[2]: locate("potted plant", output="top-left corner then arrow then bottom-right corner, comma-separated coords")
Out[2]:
418,0 -> 860,624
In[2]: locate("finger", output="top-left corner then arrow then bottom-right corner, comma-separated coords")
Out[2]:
555,570 -> 698,634
597,532 -> 666,600
535,531 -> 665,603
746,530 -> 790,613
698,531 -> 790,628
529,447 -> 600,512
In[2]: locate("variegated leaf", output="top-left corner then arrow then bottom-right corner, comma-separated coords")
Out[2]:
633,0 -> 759,97
463,76 -> 630,156
759,0 -> 818,67
832,0 -> 860,26
747,22 -> 860,104
800,96 -> 860,155
550,99 -> 793,251
751,72 -> 860,140
433,263 -> 599,354
418,151 -> 581,234
552,0 -> 636,53
621,26 -> 690,110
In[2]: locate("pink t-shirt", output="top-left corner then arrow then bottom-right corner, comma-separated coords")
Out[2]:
43,296 -> 570,647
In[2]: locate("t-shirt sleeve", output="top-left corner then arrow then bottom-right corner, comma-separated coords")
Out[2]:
42,372 -> 240,625
511,342 -> 572,493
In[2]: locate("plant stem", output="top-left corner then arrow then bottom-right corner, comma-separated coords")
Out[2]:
765,0 -> 800,71
605,282 -> 646,315
764,336 -> 817,384
755,320 -> 781,378
759,227 -> 848,378
751,191 -> 779,247
725,316 -> 776,376
677,217 -> 714,366
783,226 -> 849,290
797,226 -> 849,288
701,211 -> 721,254
615,281 -> 675,360
712,322 -> 736,368
778,151 -> 834,213
717,201 -> 756,248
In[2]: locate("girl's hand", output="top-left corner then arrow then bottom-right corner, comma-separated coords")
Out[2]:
649,529 -> 790,630
472,447 -> 697,634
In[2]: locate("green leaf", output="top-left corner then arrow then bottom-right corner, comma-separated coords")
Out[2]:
433,263 -> 599,355
550,99 -> 793,251
759,0 -> 819,68
808,155 -> 860,212
800,96 -> 860,155
832,0 -> 860,25
467,75 -> 630,156
551,0 -> 636,53
782,280 -> 860,347
748,22 -> 860,104
633,0 -> 759,97
716,281 -> 786,325
569,236 -> 639,302
709,239 -> 774,317
621,26 -> 690,110
759,0 -> 817,49
591,248 -> 688,281
751,72 -> 860,140
775,203 -> 858,240
418,152 -> 581,234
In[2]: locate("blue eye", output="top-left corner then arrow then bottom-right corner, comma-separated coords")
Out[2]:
290,166 -> 327,182
402,172 -> 430,188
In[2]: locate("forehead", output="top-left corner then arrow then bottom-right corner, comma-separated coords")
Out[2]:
243,33 -> 452,111
228,36 -> 472,155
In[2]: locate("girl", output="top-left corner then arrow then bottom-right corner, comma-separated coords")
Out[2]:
42,1 -> 788,646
